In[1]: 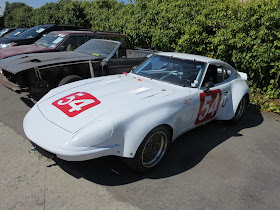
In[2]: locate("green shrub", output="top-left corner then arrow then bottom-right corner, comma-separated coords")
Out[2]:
3,0 -> 280,112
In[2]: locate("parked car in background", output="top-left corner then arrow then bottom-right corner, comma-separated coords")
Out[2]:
0,39 -> 152,98
0,24 -> 83,49
0,30 -> 122,60
23,52 -> 250,172
3,28 -> 28,38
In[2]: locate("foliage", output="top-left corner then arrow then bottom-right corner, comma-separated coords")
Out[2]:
3,2 -> 34,27
250,89 -> 280,114
2,0 -> 280,113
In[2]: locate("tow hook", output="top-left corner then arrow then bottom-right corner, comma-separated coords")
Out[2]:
29,146 -> 37,153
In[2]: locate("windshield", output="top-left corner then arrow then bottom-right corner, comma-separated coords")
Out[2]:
75,39 -> 120,59
18,25 -> 50,39
5,29 -> 26,38
132,55 -> 206,87
0,29 -> 10,37
35,33 -> 65,48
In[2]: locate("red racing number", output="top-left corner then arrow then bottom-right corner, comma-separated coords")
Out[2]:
52,92 -> 100,117
195,89 -> 222,125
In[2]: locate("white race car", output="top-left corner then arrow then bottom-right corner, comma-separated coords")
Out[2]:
24,52 -> 249,172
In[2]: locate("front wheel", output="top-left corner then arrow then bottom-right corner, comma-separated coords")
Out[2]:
123,125 -> 171,173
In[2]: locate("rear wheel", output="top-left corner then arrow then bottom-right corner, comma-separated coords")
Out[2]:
123,125 -> 171,172
231,96 -> 247,121
58,75 -> 83,86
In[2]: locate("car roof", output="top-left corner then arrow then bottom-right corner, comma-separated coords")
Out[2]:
36,24 -> 55,27
30,24 -> 81,28
49,31 -> 99,35
50,30 -> 128,36
157,52 -> 228,65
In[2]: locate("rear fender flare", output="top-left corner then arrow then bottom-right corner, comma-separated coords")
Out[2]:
217,79 -> 249,120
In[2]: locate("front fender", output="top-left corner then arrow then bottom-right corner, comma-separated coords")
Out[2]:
119,104 -> 179,158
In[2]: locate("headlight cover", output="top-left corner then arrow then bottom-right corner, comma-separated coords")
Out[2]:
70,118 -> 115,148
0,42 -> 16,49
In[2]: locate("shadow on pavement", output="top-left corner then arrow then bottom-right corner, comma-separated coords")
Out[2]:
20,96 -> 36,108
47,105 -> 263,186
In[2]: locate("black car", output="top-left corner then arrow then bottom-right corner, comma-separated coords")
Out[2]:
0,39 -> 153,99
0,24 -> 83,49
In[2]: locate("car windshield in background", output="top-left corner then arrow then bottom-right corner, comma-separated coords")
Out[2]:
133,55 -> 206,87
0,29 -> 9,37
75,39 -> 120,59
18,25 -> 49,38
35,33 -> 65,48
5,29 -> 25,38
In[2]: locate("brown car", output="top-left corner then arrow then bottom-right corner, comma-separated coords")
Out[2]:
0,30 -> 132,60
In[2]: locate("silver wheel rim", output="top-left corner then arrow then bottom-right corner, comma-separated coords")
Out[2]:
141,131 -> 168,168
235,98 -> 245,120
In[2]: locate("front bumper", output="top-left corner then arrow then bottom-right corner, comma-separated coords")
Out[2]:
24,105 -> 120,161
30,141 -> 120,161
0,71 -> 21,91
55,145 -> 120,161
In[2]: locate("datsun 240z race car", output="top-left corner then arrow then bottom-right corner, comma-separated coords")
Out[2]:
24,52 -> 249,172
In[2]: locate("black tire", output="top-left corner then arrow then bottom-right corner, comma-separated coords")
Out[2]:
231,96 -> 248,121
123,125 -> 171,173
58,75 -> 83,86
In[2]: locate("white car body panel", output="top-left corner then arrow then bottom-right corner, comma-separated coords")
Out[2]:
24,53 -> 250,161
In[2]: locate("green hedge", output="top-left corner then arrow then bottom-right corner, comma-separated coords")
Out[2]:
3,0 -> 280,100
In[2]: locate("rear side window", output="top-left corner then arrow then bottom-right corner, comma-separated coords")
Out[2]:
217,67 -> 224,83
223,68 -> 231,80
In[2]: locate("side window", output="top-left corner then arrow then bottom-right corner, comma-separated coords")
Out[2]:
202,65 -> 232,86
60,36 -> 86,51
203,65 -> 219,86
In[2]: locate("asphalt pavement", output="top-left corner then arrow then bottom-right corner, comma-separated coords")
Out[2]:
0,84 -> 279,209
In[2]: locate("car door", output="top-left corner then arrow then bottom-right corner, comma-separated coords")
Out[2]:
190,64 -> 233,128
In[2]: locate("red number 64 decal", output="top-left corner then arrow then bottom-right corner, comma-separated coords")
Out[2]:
195,89 -> 222,125
52,92 -> 101,117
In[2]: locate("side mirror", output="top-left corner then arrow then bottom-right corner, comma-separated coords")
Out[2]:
202,81 -> 214,92
57,46 -> 66,51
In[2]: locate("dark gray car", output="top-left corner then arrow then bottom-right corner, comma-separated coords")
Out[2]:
0,39 -> 152,99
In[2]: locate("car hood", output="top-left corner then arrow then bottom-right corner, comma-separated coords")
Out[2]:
0,44 -> 52,59
0,36 -> 31,44
37,74 -> 178,133
0,51 -> 102,74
